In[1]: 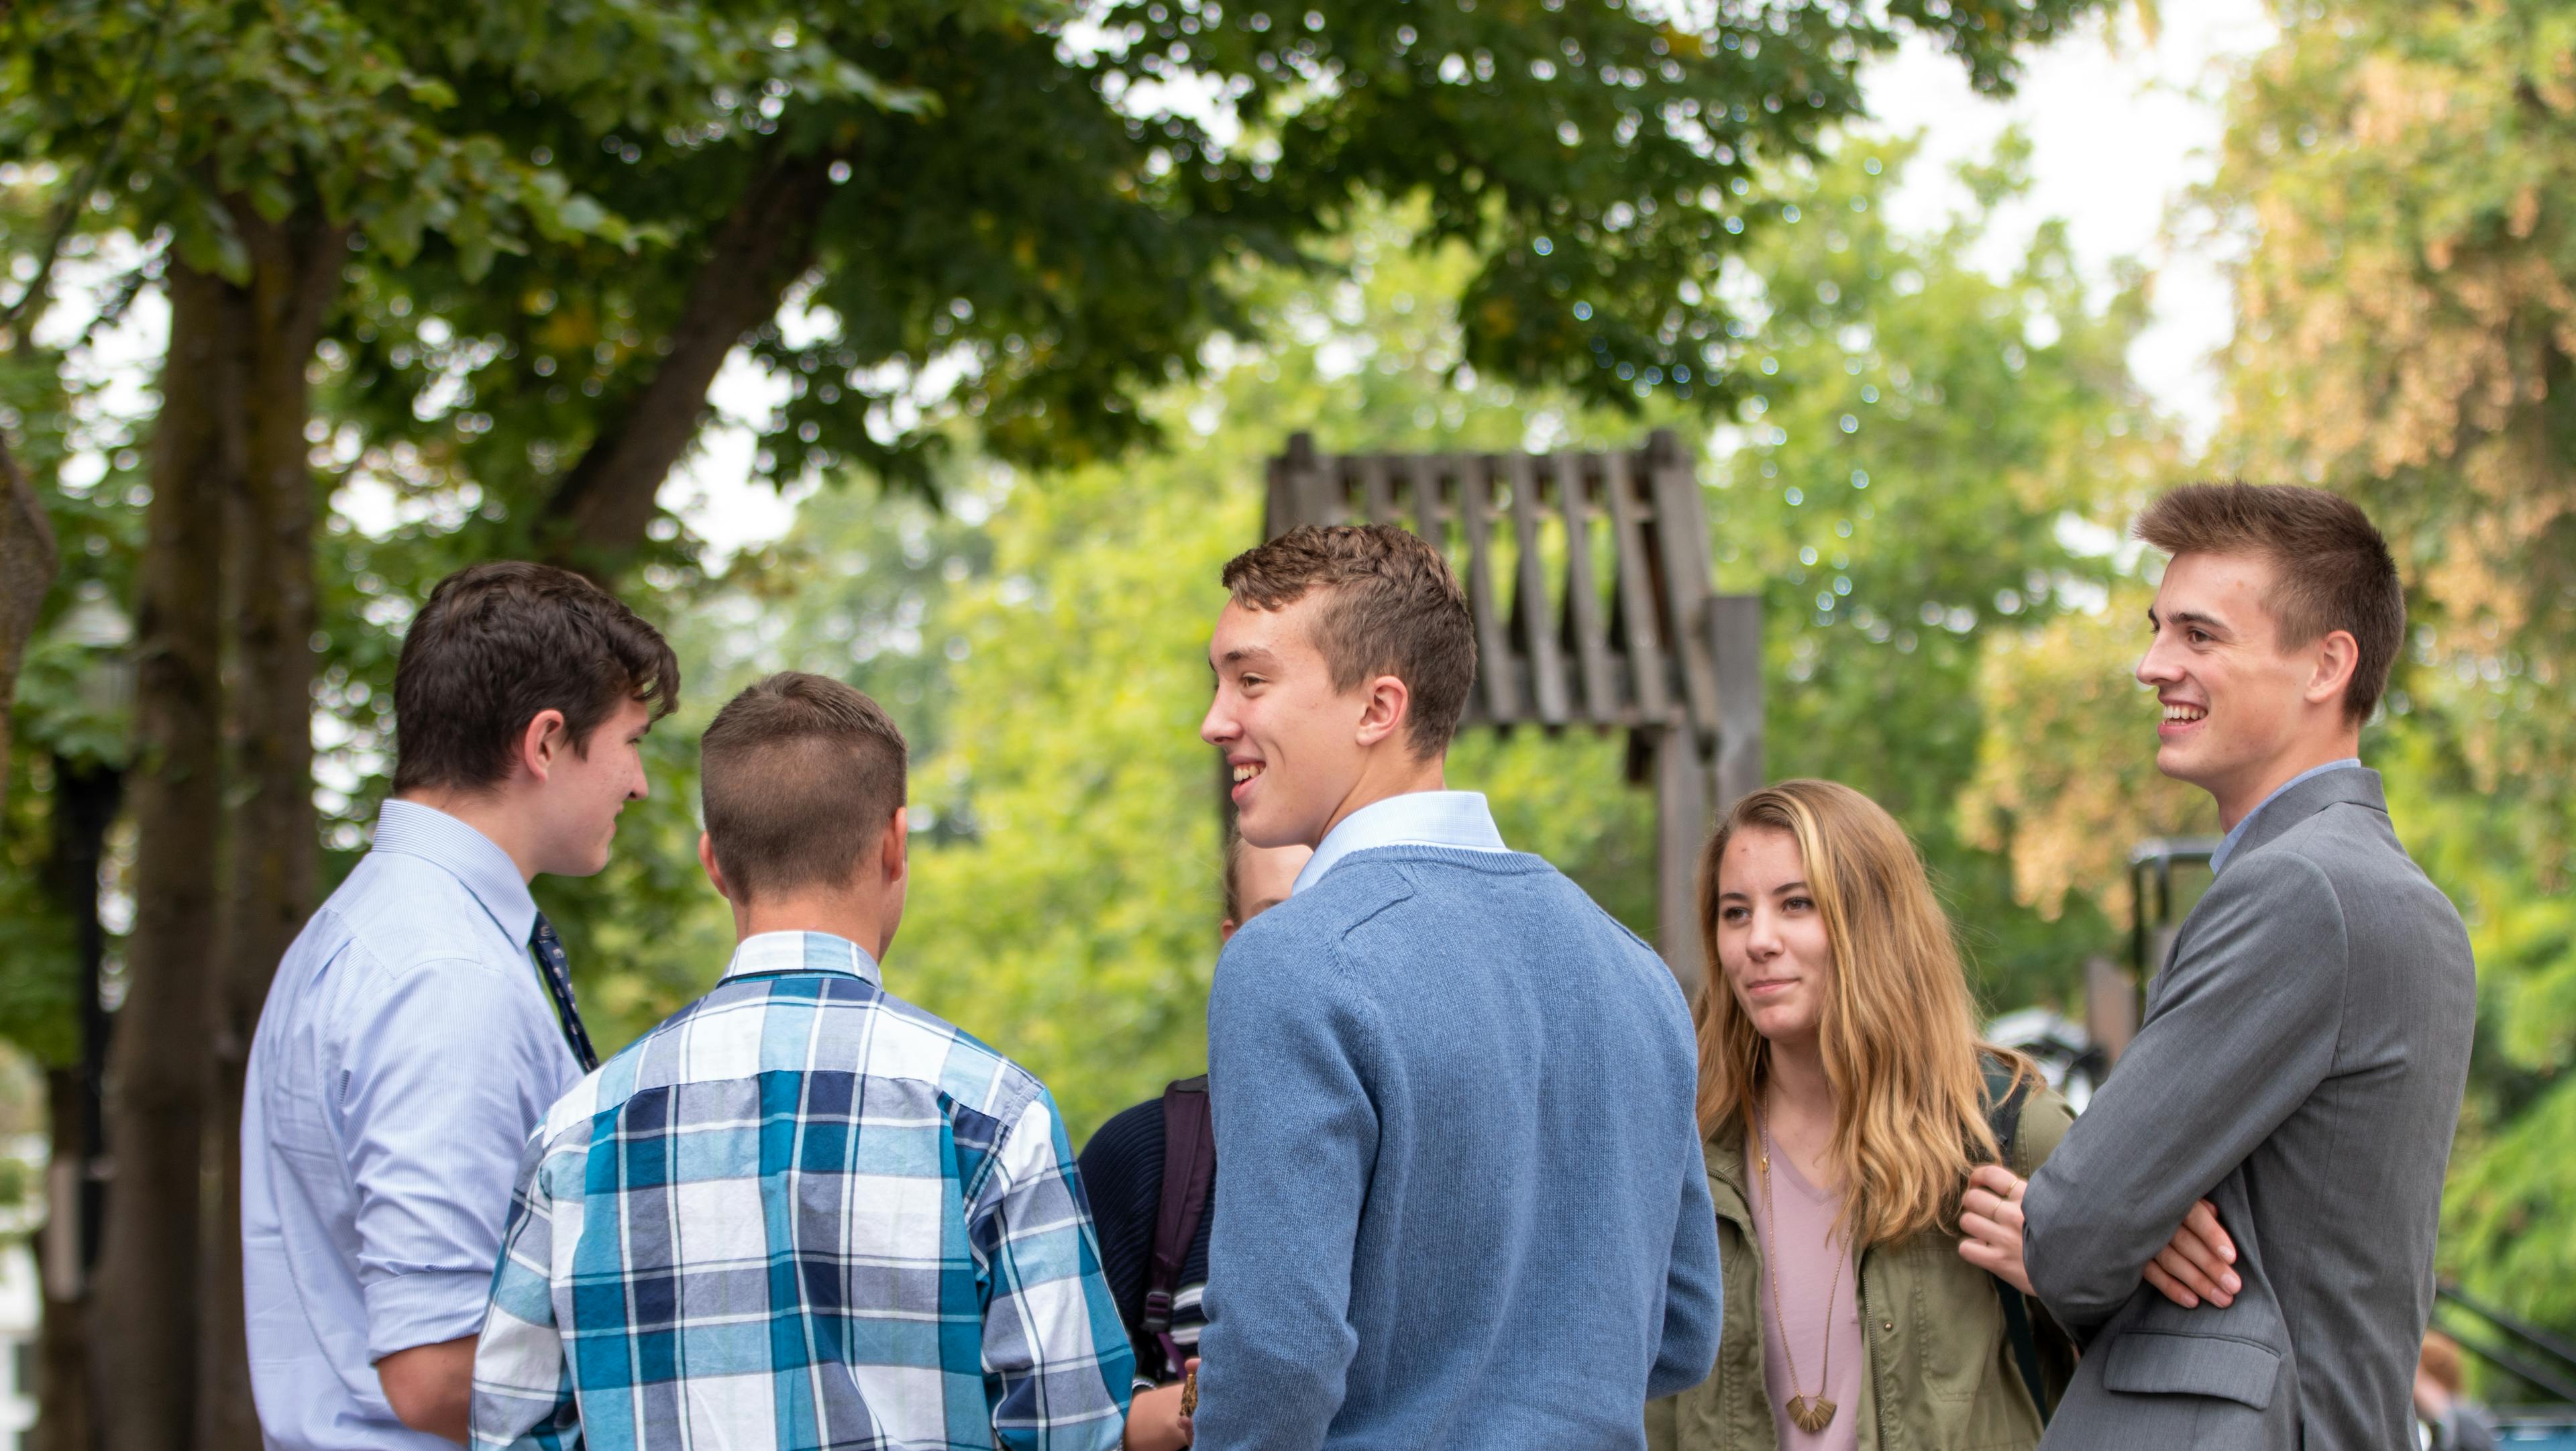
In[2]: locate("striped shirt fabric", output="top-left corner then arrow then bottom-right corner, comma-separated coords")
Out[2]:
470,931 -> 1133,1451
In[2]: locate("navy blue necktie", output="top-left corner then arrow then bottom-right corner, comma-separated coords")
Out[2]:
529,913 -> 600,1072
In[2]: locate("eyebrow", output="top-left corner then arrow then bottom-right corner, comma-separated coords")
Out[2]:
2149,606 -> 2235,637
1717,881 -> 1810,901
1218,646 -> 1281,668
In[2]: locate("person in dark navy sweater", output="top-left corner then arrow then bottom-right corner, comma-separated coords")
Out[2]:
1078,836 -> 1309,1451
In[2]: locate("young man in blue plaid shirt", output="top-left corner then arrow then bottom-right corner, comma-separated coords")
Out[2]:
471,671 -> 1134,1451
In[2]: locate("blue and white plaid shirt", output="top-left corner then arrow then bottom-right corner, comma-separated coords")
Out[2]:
471,931 -> 1133,1451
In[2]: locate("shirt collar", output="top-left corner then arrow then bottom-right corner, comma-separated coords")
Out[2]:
1292,790 -> 1510,896
2209,757 -> 2363,875
720,930 -> 883,986
370,798 -> 539,945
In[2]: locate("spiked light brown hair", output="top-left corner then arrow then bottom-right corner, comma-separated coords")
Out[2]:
2136,482 -> 2406,724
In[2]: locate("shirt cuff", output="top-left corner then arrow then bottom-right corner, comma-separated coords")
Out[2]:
364,1267 -> 493,1363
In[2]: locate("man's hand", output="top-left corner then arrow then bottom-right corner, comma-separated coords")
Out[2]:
2142,1198 -> 2240,1309
1957,1164 -> 2033,1295
1123,1360 -> 1197,1451
377,1336 -> 476,1444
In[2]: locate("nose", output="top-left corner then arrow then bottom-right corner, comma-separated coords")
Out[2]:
629,754 -> 651,802
1743,905 -> 1783,961
2137,627 -> 2185,689
1200,690 -> 1238,748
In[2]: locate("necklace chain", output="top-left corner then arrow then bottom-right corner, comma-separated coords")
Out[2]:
1752,1100 -> 1843,1434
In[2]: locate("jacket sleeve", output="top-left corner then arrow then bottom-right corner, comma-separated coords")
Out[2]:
1647,1135 -> 1723,1399
2021,850 -> 2347,1337
1193,928 -> 1380,1451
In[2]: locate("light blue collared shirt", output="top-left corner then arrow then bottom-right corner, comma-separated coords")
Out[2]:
2209,758 -> 2364,875
241,800 -> 585,1451
1291,790 -> 1511,895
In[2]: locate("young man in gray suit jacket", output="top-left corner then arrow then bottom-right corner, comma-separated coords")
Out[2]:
1955,484 -> 2475,1450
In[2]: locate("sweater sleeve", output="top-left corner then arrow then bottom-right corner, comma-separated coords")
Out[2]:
1647,1126 -> 1723,1399
1193,926 -> 1380,1451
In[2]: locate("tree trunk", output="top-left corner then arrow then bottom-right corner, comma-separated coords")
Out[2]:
0,430 -> 62,798
199,203 -> 339,1451
36,1067 -> 95,1451
92,258 -> 241,1451
539,146 -> 840,574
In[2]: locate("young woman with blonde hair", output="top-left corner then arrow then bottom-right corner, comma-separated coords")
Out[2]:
1646,779 -> 2082,1450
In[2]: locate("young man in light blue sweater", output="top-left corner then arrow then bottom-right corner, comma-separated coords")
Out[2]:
1192,523 -> 1721,1451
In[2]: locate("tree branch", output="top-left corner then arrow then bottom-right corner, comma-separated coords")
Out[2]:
538,144 -> 843,576
0,0 -> 176,349
0,429 -> 62,800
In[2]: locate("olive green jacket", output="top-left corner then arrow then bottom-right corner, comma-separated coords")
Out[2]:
1646,1081 -> 2075,1451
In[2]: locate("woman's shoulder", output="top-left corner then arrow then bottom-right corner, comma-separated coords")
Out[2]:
2010,1076 -> 2077,1177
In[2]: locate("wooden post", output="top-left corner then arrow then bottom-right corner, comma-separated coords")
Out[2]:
1652,727 -> 1711,991
1708,593 -> 1764,813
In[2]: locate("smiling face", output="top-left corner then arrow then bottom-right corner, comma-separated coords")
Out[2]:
2137,549 -> 2357,822
529,694 -> 655,877
1201,595 -> 1372,851
1713,825 -> 1837,1051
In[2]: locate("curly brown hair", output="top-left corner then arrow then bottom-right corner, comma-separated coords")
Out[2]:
1219,524 -> 1475,759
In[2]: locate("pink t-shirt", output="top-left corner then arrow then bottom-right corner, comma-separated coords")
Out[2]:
1745,1134 -> 1866,1451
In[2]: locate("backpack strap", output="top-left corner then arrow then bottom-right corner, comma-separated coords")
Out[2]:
1980,1054 -> 2051,1426
1143,1075 -> 1216,1381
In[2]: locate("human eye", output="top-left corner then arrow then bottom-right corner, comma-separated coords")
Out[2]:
1783,895 -> 1815,912
1719,904 -> 1748,923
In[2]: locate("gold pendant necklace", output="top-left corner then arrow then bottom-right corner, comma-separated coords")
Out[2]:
1753,1103 -> 1841,1434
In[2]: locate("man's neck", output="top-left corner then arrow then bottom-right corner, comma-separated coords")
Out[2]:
1313,753 -> 1449,845
2213,733 -> 2362,830
393,786 -> 542,884
731,894 -> 892,961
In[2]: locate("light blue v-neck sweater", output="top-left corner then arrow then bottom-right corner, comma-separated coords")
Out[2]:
1195,843 -> 1723,1451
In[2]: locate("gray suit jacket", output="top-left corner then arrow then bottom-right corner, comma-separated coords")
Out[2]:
2025,767 -> 2474,1451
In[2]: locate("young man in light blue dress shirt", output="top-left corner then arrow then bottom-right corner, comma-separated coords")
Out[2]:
241,561 -> 679,1451
1191,525 -> 1721,1451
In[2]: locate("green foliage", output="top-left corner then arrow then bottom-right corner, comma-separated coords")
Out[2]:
315,0 -> 2115,522
1707,136 -> 2174,1008
530,151 -> 2176,1137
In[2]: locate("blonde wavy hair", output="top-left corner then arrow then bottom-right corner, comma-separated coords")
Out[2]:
1694,779 -> 2035,1248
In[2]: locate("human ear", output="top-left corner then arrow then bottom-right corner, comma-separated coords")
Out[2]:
2306,629 -> 2361,708
521,708 -> 570,782
697,832 -> 733,902
881,807 -> 909,885
1352,674 -> 1411,749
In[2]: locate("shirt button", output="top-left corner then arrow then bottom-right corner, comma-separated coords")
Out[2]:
1882,1321 -> 1894,1331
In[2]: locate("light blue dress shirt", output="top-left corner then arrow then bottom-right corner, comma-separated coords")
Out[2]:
1291,789 -> 1511,895
241,800 -> 584,1451
2208,757 -> 2364,875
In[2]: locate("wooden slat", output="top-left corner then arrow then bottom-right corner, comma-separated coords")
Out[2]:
1456,454 -> 1519,722
1287,433 -> 1335,529
1507,453 -> 1571,724
1556,453 -> 1619,721
1409,453 -> 1446,552
1647,430 -> 1722,737
1601,448 -> 1672,721
1358,455 -> 1397,525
